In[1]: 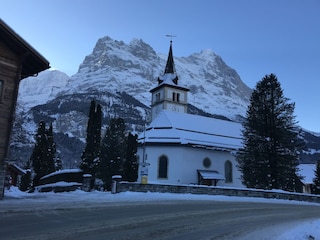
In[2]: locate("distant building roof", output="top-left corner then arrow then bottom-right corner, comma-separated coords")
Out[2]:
0,18 -> 50,79
139,110 -> 243,151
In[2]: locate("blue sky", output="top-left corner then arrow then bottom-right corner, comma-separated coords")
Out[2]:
1,1 -> 320,132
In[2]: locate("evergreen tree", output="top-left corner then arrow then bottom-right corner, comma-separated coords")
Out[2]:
123,133 -> 138,182
237,74 -> 303,191
80,100 -> 102,177
19,169 -> 32,192
313,160 -> 320,194
45,123 -> 56,174
30,121 -> 56,186
55,155 -> 63,171
99,117 -> 126,189
19,160 -> 32,192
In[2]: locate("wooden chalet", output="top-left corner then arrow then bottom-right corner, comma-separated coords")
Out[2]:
0,19 -> 49,199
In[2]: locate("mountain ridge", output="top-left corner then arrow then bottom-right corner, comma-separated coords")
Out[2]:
10,36 -> 320,168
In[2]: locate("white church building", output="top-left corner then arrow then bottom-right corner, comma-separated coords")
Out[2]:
137,41 -> 244,188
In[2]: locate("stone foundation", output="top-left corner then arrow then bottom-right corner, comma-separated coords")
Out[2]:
117,182 -> 320,204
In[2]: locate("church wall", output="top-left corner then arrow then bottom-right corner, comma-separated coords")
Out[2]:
138,144 -> 243,188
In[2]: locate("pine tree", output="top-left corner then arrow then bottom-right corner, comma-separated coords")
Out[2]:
99,117 -> 126,189
123,133 -> 138,182
20,161 -> 32,192
237,74 -> 303,191
45,123 -> 56,174
19,169 -> 32,192
55,155 -> 63,171
80,100 -> 102,177
30,121 -> 56,186
313,160 -> 320,194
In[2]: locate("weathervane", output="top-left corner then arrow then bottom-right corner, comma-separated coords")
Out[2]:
166,34 -> 176,42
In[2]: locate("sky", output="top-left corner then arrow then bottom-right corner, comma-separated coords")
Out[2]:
1,1 -> 320,132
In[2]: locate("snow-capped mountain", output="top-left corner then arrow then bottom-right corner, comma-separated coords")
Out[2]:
62,37 -> 251,120
18,70 -> 69,111
10,36 -> 319,168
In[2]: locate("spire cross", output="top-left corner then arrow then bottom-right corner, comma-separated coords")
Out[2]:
165,34 -> 176,42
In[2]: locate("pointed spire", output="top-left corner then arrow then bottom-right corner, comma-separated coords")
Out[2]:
164,40 -> 175,74
158,40 -> 179,85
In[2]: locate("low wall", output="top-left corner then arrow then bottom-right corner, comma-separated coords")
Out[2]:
117,182 -> 320,204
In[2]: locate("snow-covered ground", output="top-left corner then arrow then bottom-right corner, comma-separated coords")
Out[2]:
2,187 -> 320,239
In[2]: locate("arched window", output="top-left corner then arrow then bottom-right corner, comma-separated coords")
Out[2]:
158,155 -> 168,179
225,160 -> 233,183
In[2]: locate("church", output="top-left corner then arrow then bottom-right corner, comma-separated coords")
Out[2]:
137,41 -> 244,188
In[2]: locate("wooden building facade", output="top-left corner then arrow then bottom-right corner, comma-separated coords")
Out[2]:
0,19 -> 49,199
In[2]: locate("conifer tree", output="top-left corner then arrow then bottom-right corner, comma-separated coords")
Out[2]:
237,74 -> 303,191
45,123 -> 56,174
31,121 -> 46,186
55,155 -> 63,171
123,133 -> 138,182
99,117 -> 126,189
19,161 -> 32,192
30,121 -> 56,186
313,160 -> 320,194
80,100 -> 102,177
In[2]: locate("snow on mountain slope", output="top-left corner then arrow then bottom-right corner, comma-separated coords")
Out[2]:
12,36 -> 252,168
63,36 -> 251,120
18,70 -> 69,111
12,36 -> 320,167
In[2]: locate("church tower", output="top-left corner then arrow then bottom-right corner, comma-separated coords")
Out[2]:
150,40 -> 189,121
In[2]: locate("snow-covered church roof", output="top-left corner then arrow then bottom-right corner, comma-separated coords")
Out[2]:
139,110 -> 243,151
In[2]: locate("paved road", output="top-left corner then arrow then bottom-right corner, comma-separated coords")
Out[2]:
1,200 -> 319,240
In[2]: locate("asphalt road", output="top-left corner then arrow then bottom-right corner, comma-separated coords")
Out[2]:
1,200 -> 319,240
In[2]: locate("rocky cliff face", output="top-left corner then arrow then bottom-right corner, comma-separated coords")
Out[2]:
62,37 -> 251,120
10,36 -> 319,168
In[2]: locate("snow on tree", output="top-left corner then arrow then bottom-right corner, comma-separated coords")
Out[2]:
237,74 -> 303,192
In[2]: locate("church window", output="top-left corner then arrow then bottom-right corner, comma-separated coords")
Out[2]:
225,160 -> 233,183
158,155 -> 168,179
177,93 -> 180,102
172,92 -> 176,102
203,157 -> 211,168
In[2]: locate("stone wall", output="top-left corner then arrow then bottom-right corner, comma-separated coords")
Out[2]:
117,182 -> 320,204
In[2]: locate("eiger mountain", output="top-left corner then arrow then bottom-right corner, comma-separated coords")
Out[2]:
10,36 -> 320,168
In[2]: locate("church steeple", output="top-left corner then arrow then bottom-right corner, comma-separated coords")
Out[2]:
150,39 -> 189,121
164,41 -> 175,74
158,40 -> 179,85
